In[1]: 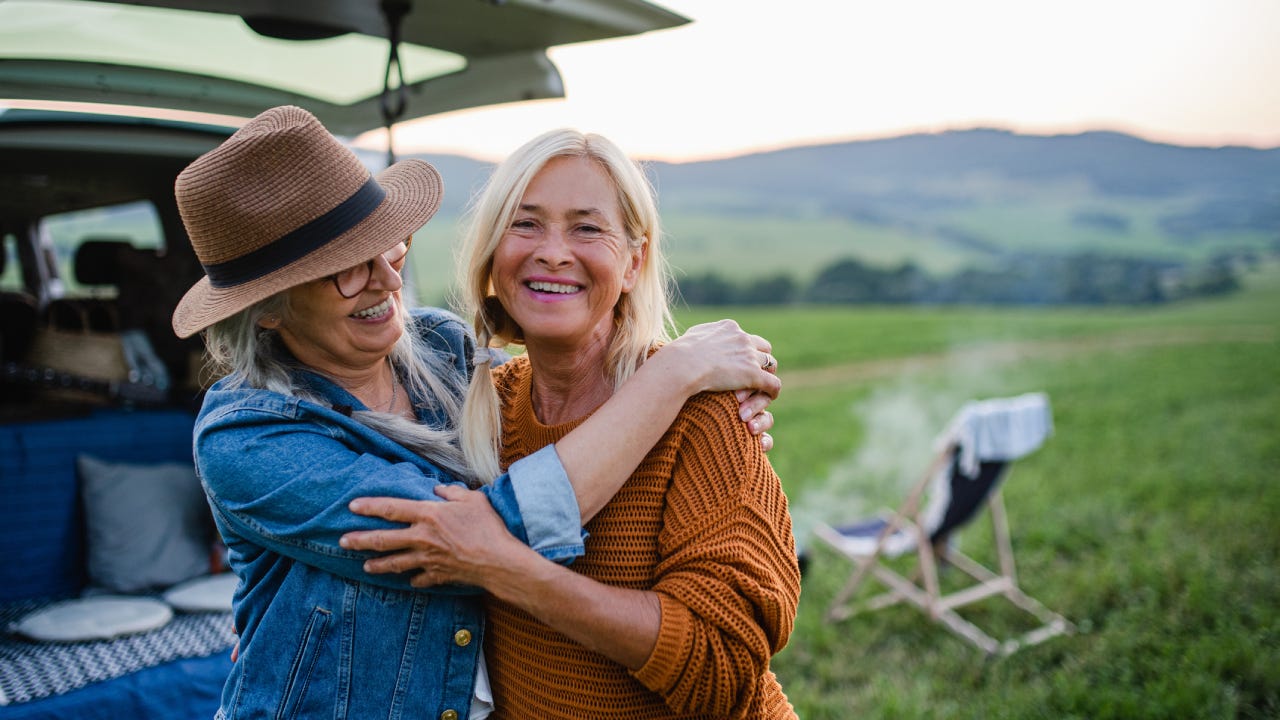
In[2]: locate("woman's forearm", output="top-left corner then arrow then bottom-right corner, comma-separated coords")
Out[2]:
555,348 -> 697,521
350,491 -> 662,668
485,546 -> 662,670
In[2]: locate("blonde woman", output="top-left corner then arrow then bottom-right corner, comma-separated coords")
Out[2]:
348,129 -> 799,719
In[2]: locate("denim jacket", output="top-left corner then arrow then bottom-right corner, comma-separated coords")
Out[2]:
195,307 -> 583,720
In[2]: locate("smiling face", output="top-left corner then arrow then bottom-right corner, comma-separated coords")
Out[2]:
491,155 -> 645,355
261,240 -> 410,377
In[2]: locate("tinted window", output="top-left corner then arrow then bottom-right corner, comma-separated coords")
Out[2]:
0,232 -> 21,293
43,201 -> 162,296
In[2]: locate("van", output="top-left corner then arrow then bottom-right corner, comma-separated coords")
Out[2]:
0,2 -> 685,716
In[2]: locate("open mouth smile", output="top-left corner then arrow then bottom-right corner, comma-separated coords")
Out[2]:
349,297 -> 394,320
526,280 -> 582,295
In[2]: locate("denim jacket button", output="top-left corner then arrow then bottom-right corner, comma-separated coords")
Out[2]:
441,710 -> 459,720
453,629 -> 472,647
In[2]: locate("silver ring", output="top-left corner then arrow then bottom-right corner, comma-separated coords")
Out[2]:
762,353 -> 776,371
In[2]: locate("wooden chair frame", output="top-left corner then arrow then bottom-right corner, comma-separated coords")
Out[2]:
815,442 -> 1074,656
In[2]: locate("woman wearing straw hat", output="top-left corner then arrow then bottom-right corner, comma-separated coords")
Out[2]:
172,106 -> 781,720
344,129 -> 798,719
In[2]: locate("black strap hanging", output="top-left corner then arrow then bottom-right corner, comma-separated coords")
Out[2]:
380,0 -> 411,166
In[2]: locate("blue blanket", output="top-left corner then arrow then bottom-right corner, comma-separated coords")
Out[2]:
0,599 -> 233,707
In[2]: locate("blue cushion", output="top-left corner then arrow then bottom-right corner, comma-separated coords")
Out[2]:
77,455 -> 211,593
0,409 -> 196,603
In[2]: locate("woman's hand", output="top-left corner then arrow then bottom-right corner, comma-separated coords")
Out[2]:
340,485 -> 530,588
735,386 -> 775,451
658,319 -> 780,450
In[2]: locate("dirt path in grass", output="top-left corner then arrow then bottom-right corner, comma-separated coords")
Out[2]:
780,325 -> 1277,389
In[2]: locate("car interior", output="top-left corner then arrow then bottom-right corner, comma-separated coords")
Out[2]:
0,110 -> 231,416
0,2 -> 687,717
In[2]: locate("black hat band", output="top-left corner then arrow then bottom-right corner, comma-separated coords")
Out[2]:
203,178 -> 387,289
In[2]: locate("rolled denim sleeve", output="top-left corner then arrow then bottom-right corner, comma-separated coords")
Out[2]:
485,445 -> 585,564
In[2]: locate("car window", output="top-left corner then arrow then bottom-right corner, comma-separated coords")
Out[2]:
43,201 -> 163,296
1,232 -> 22,293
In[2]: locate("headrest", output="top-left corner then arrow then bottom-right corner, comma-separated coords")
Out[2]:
0,292 -> 39,362
73,238 -> 135,286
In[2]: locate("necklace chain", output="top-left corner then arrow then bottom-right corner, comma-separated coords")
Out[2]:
381,360 -> 399,413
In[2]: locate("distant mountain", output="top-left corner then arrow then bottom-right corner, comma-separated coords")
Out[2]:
404,129 -> 1280,289
651,129 -> 1280,199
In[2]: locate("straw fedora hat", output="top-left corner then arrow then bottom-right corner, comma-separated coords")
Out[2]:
171,105 -> 443,338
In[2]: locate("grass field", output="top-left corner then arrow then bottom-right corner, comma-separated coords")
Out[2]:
674,264 -> 1279,718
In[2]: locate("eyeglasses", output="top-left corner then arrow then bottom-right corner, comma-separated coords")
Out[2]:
329,237 -> 412,298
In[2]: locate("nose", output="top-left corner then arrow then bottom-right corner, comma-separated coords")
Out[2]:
368,253 -> 404,291
533,224 -> 572,269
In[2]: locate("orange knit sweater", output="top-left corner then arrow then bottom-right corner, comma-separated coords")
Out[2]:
485,356 -> 801,720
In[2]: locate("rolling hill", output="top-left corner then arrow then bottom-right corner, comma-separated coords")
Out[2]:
401,129 -> 1280,302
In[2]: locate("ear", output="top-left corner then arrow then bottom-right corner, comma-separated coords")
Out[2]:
620,237 -> 647,293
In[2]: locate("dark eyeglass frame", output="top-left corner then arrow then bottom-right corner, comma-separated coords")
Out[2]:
329,237 -> 413,299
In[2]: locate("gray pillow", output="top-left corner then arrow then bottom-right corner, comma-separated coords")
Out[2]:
77,455 -> 212,593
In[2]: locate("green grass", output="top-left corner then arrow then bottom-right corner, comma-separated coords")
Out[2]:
677,264 -> 1280,718
941,192 -> 1275,264
660,211 -> 974,279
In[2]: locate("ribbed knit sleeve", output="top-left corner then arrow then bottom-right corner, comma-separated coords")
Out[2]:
630,391 -> 801,718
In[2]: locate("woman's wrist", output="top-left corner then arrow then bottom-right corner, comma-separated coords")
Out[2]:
644,341 -> 704,398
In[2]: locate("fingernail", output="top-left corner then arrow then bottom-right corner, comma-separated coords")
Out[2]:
349,500 -> 362,512
339,536 -> 350,549
740,407 -> 751,420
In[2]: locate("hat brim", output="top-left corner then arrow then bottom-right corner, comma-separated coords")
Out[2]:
172,159 -> 443,339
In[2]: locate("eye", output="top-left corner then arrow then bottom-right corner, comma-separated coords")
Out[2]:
510,218 -> 538,231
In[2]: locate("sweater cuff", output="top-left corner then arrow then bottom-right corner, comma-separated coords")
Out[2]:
506,445 -> 586,564
632,593 -> 690,692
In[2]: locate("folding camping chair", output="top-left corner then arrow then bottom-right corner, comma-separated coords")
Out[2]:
813,392 -> 1074,656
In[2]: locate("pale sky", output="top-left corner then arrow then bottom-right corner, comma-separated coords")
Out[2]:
359,0 -> 1280,162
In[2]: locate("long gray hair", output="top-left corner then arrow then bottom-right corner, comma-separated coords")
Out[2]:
203,293 -> 483,486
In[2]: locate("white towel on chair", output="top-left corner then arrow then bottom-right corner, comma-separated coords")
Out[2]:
942,392 -> 1053,476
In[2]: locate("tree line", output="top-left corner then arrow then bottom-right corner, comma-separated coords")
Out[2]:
674,251 -> 1260,307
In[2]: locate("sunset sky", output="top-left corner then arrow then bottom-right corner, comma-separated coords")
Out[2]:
364,0 -> 1280,162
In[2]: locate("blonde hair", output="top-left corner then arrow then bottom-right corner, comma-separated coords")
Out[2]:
456,129 -> 675,480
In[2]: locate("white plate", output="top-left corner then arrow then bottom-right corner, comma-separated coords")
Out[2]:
162,573 -> 238,613
13,596 -> 173,643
